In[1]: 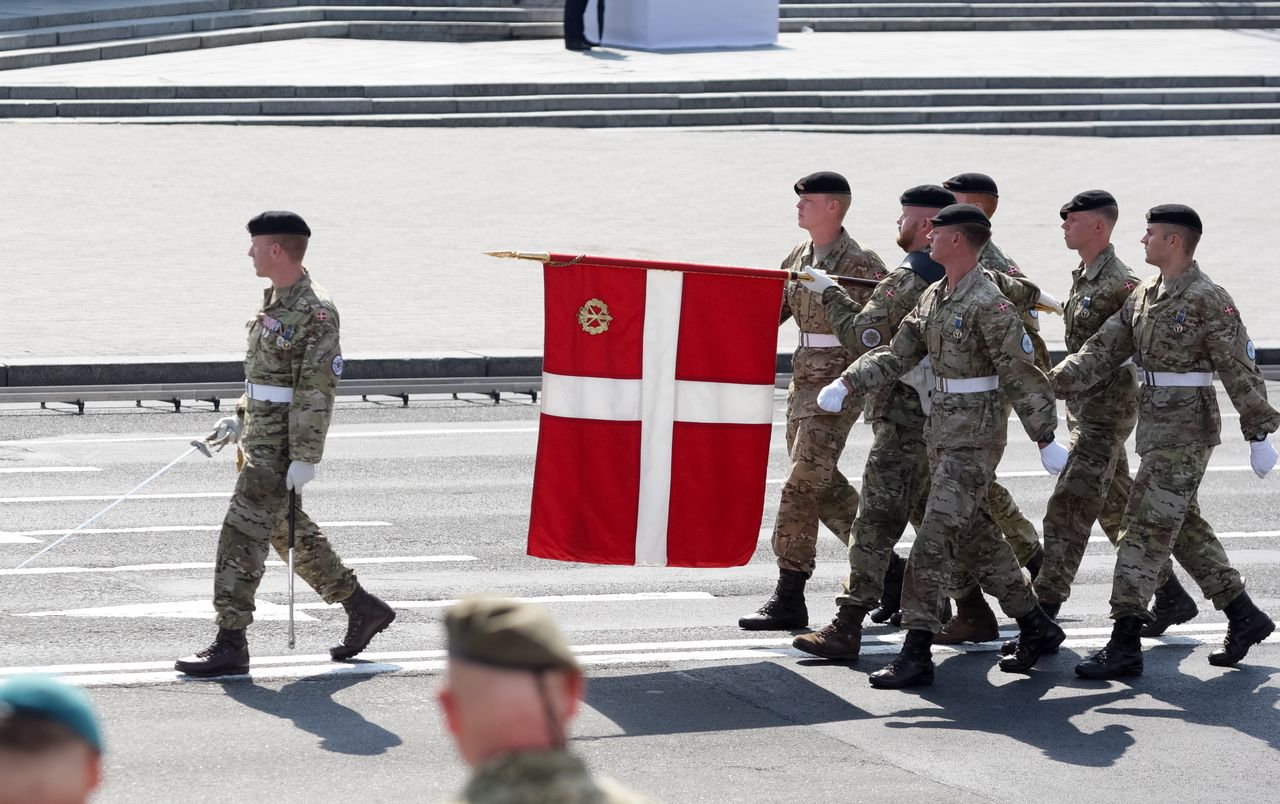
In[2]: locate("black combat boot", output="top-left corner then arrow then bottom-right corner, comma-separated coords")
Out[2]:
331,585 -> 396,660
1025,544 -> 1045,582
1141,574 -> 1199,637
1001,600 -> 1060,655
935,586 -> 998,644
738,569 -> 808,630
1208,592 -> 1276,667
869,629 -> 934,689
793,605 -> 867,660
869,552 -> 905,624
1075,615 -> 1144,679
999,605 -> 1066,673
175,628 -> 250,677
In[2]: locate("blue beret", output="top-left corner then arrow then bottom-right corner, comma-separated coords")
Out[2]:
942,172 -> 999,197
930,203 -> 991,229
247,210 -> 311,237
900,184 -> 956,209
1146,204 -> 1202,234
0,675 -> 102,753
794,171 -> 850,195
1060,190 -> 1118,220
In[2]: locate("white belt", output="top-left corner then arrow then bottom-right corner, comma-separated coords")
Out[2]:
799,332 -> 842,348
245,380 -> 294,403
935,375 -> 999,393
1142,370 -> 1212,387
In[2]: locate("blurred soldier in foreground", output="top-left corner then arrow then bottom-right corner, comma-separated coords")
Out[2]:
0,675 -> 103,804
817,204 -> 1068,688
175,211 -> 394,677
439,598 -> 656,803
1053,204 -> 1279,679
739,172 -> 886,631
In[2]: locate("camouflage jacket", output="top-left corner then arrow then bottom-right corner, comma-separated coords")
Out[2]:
841,264 -> 1058,450
1052,261 -> 1278,452
822,252 -> 1042,429
779,229 -> 887,418
980,239 -> 1043,333
1060,244 -> 1140,428
450,750 -> 657,804
241,271 -> 343,463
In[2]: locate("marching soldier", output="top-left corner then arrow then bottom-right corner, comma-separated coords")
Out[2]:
816,204 -> 1067,687
1053,204 -> 1279,679
934,172 -> 1048,646
175,211 -> 395,677
739,172 -> 887,631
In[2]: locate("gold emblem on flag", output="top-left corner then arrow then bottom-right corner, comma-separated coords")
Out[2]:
577,298 -> 613,335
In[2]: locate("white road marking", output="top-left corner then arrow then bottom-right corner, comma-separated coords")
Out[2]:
3,625 -> 1272,688
18,600 -> 317,622
0,466 -> 101,474
295,591 -> 716,611
0,555 -> 477,576
3,521 -> 391,538
769,464 -> 1257,485
0,533 -> 40,544
0,491 -> 230,504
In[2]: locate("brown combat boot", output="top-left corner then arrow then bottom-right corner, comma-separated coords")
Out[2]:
792,605 -> 867,660
331,585 -> 396,660
934,586 -> 999,644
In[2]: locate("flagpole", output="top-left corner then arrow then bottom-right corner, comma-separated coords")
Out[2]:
485,250 -> 880,288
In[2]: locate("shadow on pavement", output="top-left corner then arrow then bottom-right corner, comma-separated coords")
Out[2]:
220,673 -> 403,756
580,660 -> 871,738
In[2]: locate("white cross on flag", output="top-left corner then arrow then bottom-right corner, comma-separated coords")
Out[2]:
529,255 -> 784,567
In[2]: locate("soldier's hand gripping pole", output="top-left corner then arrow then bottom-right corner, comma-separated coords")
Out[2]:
15,440 -> 213,570
288,488 -> 297,650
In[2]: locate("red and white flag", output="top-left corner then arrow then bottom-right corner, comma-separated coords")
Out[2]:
528,255 -> 784,567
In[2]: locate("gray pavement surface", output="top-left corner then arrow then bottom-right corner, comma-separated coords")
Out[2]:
1,388 -> 1278,802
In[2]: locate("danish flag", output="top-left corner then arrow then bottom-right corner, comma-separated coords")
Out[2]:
528,254 -> 785,567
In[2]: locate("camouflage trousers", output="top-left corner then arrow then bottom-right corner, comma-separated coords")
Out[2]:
835,420 -> 929,610
213,412 -> 357,630
902,445 -> 1037,632
772,408 -> 860,576
1110,444 -> 1243,621
1035,421 -> 1172,604
949,480 -> 1041,598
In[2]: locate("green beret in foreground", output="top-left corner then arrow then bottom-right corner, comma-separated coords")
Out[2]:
1146,203 -> 1202,234
1060,190 -> 1118,219
930,203 -> 991,229
445,598 -> 580,672
942,172 -> 999,197
247,210 -> 312,237
794,171 -> 851,195
0,675 -> 103,753
899,184 -> 956,209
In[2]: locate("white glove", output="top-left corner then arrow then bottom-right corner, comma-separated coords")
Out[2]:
286,461 -> 316,491
1039,440 -> 1069,475
817,378 -> 849,412
799,266 -> 836,294
205,416 -> 242,451
1036,289 -> 1064,316
1250,439 -> 1278,479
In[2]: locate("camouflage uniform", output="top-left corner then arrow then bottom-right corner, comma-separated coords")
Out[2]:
1052,262 -> 1279,620
842,266 -> 1057,632
450,751 -> 657,804
774,229 -> 886,575
1036,245 -> 1172,604
213,272 -> 355,629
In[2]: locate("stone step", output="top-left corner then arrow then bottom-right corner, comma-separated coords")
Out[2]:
781,3 -> 1280,18
8,87 -> 1280,117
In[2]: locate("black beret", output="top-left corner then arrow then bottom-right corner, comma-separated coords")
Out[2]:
930,203 -> 991,229
899,184 -> 956,209
794,171 -> 851,195
445,598 -> 579,673
942,172 -> 999,197
1060,190 -> 1118,220
247,210 -> 311,237
1146,203 -> 1202,234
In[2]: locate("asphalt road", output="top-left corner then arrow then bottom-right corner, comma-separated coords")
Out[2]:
1,391 -> 1278,802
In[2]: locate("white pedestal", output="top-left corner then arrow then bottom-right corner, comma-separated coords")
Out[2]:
587,0 -> 779,51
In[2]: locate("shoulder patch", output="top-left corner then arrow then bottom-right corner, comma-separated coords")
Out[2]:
315,308 -> 329,322
1006,265 -> 1023,277
1246,340 -> 1256,361
331,354 -> 344,377
997,301 -> 1009,313
860,328 -> 882,349
1021,333 -> 1033,354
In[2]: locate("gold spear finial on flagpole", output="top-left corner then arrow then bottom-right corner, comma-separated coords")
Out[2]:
485,251 -> 552,262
